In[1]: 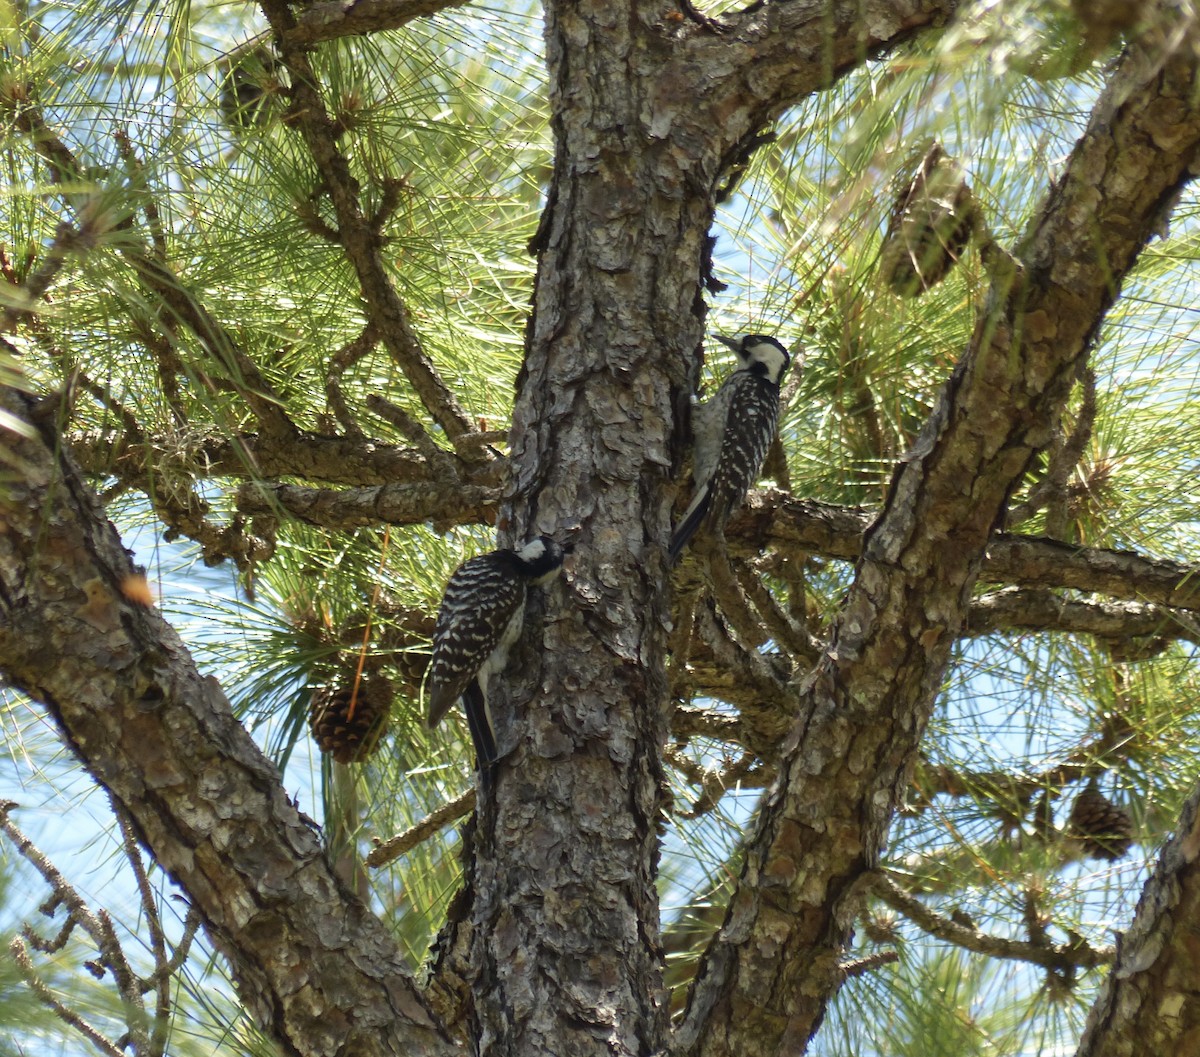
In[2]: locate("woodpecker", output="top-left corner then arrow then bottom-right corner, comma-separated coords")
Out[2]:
669,334 -> 791,563
427,536 -> 566,767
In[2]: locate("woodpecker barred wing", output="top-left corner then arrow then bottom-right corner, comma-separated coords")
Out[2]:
707,372 -> 781,525
427,553 -> 525,730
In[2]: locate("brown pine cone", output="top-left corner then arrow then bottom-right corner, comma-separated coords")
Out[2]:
879,143 -> 976,297
309,675 -> 392,764
1069,782 -> 1134,861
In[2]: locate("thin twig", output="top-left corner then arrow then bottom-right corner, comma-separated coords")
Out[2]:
731,555 -> 819,661
364,393 -> 446,461
1005,363 -> 1097,529
113,126 -> 167,261
96,908 -> 151,1054
692,600 -> 788,713
24,321 -> 143,441
9,937 -> 126,1057
699,542 -> 770,652
0,803 -> 105,935
873,873 -> 1114,971
140,904 -> 203,990
260,0 -> 474,441
839,950 -> 900,979
666,747 -> 762,819
326,324 -> 379,436
112,797 -> 170,1055
0,802 -> 150,1054
9,90 -> 296,439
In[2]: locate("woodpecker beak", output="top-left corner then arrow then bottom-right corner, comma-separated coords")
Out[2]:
715,334 -> 740,353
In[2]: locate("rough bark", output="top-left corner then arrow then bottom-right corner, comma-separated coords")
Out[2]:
676,20 -> 1200,1057
467,0 -> 693,1047
0,388 -> 450,1057
66,428 -> 457,488
68,421 -> 1200,616
3,1 -> 1197,1056
464,1 -> 963,1054
285,0 -> 476,46
740,493 -> 1200,610
1075,774 -> 1200,1057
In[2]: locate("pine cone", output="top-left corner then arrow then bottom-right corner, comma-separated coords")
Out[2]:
862,911 -> 899,946
1070,0 -> 1141,58
219,48 -> 283,131
879,144 -> 975,297
309,675 -> 392,764
1069,783 -> 1133,861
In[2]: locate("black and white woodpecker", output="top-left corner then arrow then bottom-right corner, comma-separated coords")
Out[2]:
426,536 -> 567,767
668,334 -> 791,563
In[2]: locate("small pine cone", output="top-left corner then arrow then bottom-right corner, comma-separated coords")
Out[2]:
309,675 -> 392,764
862,911 -> 899,946
1069,0 -> 1141,57
1069,783 -> 1134,861
219,48 -> 283,131
879,143 -> 975,297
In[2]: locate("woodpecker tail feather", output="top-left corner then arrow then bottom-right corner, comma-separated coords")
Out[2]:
668,486 -> 712,565
461,680 -> 498,767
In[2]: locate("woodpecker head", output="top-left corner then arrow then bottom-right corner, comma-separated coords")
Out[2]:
512,535 -> 568,583
717,334 -> 791,386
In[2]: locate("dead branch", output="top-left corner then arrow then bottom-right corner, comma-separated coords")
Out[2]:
366,787 -> 476,867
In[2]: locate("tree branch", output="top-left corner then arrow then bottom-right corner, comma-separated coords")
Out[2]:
1075,770 -> 1200,1056
236,479 -> 499,532
676,18 -> 1200,1056
365,787 -> 476,868
965,587 -> 1199,646
61,420 -> 1200,619
736,492 -> 1200,612
67,427 -> 454,488
8,937 -> 126,1057
0,388 -> 452,1057
1,802 -> 152,1054
683,0 -> 962,152
872,873 -> 1115,971
259,0 -> 475,442
285,0 -> 477,46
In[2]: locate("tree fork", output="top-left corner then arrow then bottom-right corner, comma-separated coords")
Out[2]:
676,15 -> 1200,1056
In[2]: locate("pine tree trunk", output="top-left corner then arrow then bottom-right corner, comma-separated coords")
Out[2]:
466,4 -> 719,1052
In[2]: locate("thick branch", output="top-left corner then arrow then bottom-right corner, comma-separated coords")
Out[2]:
965,587 -> 1198,646
679,0 -> 961,155
676,21 -> 1200,1057
63,424 -> 1200,617
1075,773 -> 1200,1056
285,0 -> 475,46
66,427 -> 503,490
236,479 -> 499,532
737,493 -> 1200,612
0,387 -> 451,1057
